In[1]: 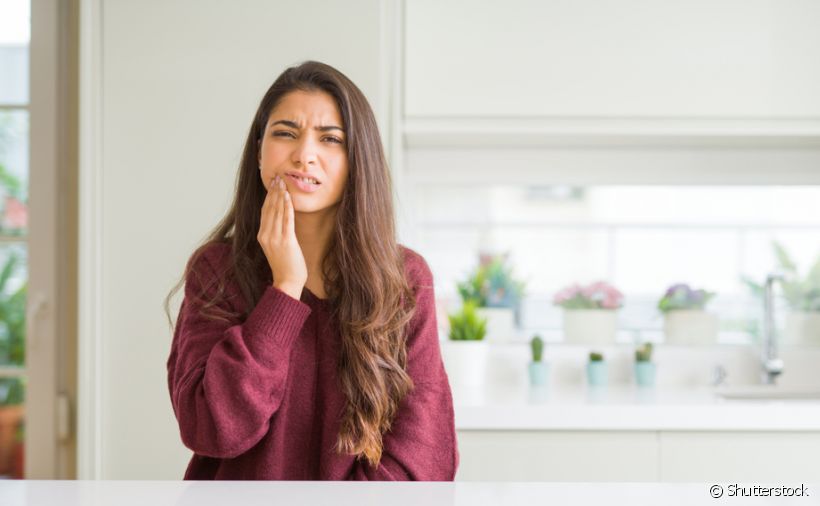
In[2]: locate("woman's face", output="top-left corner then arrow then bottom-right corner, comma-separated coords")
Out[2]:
258,90 -> 349,214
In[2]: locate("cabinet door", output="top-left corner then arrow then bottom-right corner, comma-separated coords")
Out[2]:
405,0 -> 820,118
456,430 -> 658,481
660,432 -> 820,482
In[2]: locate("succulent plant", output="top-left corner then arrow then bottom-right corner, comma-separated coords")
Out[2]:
530,334 -> 544,362
589,351 -> 604,362
635,342 -> 653,362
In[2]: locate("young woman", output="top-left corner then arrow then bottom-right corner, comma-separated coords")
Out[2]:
164,61 -> 458,480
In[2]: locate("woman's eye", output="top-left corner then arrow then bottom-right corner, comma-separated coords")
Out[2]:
272,131 -> 295,138
323,136 -> 343,144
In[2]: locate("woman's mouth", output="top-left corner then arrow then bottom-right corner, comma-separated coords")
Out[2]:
285,173 -> 321,193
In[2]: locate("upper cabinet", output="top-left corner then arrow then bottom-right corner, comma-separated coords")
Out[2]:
405,0 -> 820,119
401,0 -> 820,182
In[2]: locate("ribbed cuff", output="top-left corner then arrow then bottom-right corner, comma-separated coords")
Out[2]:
243,285 -> 312,365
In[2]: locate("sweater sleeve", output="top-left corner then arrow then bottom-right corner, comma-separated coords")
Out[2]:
166,247 -> 312,459
345,253 -> 459,481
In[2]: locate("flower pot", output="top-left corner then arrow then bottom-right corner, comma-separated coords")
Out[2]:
528,361 -> 549,387
586,361 -> 608,387
783,311 -> 820,345
440,340 -> 489,388
563,309 -> 617,344
476,307 -> 516,342
634,361 -> 656,388
0,405 -> 24,478
663,310 -> 718,345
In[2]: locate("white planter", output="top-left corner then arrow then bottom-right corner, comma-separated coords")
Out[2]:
476,307 -> 516,342
663,310 -> 718,345
439,340 -> 489,388
783,311 -> 820,345
562,309 -> 618,345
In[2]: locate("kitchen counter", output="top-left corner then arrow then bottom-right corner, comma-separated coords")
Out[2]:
453,385 -> 820,430
0,480 -> 815,506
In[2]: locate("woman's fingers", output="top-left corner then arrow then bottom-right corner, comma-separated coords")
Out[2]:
260,176 -> 281,246
283,186 -> 294,238
271,177 -> 284,239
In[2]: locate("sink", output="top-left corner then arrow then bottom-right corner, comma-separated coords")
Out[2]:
715,385 -> 820,401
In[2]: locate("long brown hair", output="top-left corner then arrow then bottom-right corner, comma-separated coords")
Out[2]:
164,61 -> 416,467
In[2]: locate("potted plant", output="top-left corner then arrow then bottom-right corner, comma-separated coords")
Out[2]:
586,351 -> 607,387
0,250 -> 26,478
743,241 -> 820,345
553,281 -> 624,344
634,342 -> 656,387
457,252 -> 526,342
658,283 -> 718,345
439,300 -> 489,388
528,334 -> 549,387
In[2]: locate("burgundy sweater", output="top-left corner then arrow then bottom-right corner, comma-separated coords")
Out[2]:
166,242 -> 459,480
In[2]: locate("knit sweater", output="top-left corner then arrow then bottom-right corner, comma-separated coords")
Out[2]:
166,242 -> 459,480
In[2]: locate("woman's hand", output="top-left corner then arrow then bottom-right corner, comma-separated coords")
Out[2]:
258,175 -> 307,300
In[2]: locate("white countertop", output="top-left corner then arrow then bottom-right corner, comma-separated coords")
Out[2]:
453,385 -> 820,430
0,481 -> 816,506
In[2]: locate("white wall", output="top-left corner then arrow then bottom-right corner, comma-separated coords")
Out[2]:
90,0 -> 389,479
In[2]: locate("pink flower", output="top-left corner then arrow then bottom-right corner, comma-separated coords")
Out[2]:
552,283 -> 583,305
2,196 -> 27,230
553,280 -> 624,309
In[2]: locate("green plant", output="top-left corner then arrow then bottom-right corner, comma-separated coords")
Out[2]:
0,249 -> 26,407
635,342 -> 653,362
741,241 -> 820,312
447,300 -> 487,341
0,163 -> 24,201
589,351 -> 604,362
0,377 -> 24,406
0,251 -> 26,366
457,252 -> 526,308
530,334 -> 544,362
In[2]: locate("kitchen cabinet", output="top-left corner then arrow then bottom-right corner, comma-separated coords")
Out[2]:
455,430 -> 820,481
659,432 -> 820,482
455,431 -> 658,481
405,0 -> 820,120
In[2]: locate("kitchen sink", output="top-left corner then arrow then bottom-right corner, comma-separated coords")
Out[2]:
715,385 -> 820,401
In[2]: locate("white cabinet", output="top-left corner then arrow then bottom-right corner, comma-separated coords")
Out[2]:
659,432 -> 820,482
405,0 -> 820,119
456,430 -> 820,481
455,431 -> 658,481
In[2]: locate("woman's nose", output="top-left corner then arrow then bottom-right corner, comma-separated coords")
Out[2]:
292,136 -> 318,165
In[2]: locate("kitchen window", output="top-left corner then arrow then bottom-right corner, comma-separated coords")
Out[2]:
414,184 -> 820,345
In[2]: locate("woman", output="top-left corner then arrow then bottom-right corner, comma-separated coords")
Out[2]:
164,61 -> 458,480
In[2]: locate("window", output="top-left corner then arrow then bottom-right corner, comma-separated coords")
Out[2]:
0,0 -> 29,479
416,185 -> 820,345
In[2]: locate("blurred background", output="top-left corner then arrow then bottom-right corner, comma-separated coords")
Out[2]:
2,0 -> 820,482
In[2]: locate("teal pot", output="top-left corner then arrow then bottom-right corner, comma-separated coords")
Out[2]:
586,361 -> 607,387
634,361 -> 656,387
528,361 -> 549,387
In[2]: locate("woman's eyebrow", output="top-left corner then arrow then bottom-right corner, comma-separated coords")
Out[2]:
270,119 -> 344,133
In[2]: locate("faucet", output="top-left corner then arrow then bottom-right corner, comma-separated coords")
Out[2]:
761,273 -> 785,385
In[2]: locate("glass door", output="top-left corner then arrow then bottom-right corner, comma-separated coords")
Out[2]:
0,0 -> 30,480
